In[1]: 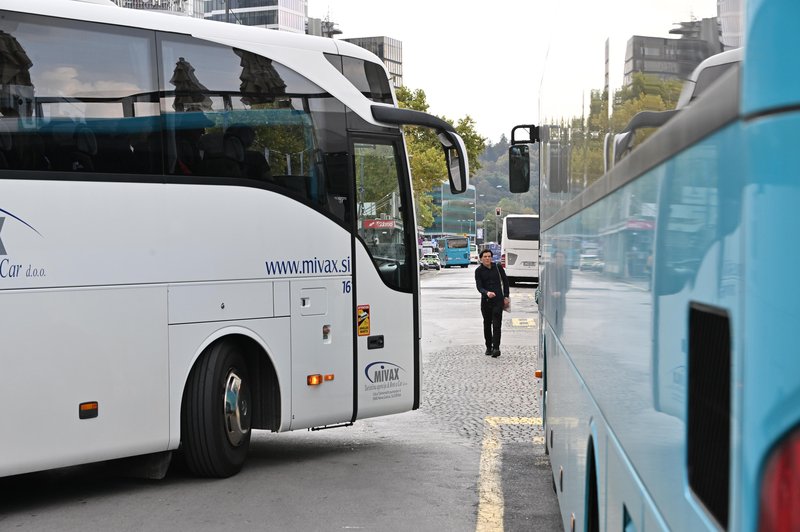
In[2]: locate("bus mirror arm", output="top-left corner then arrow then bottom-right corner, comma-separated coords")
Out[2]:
371,105 -> 469,194
511,124 -> 540,145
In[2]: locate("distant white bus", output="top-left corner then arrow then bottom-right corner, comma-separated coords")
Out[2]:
501,214 -> 540,284
0,0 -> 468,479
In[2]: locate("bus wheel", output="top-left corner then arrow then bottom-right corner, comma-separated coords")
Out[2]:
182,340 -> 252,478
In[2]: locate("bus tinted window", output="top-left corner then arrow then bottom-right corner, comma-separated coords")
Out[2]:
326,54 -> 393,104
506,216 -> 540,240
158,34 -> 352,222
0,13 -> 354,224
0,11 -> 162,174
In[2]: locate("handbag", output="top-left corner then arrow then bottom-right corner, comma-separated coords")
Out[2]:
496,265 -> 510,312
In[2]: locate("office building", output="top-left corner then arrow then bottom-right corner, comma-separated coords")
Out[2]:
623,17 -> 721,87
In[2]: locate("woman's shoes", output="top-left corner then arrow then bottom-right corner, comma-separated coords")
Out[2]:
491,349 -> 501,358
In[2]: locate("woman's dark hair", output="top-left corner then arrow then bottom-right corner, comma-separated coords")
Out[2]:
480,249 -> 493,258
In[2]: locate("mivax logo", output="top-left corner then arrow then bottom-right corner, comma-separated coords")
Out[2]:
365,361 -> 404,384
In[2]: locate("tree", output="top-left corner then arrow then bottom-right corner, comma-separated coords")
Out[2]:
564,74 -> 685,191
395,86 -> 486,228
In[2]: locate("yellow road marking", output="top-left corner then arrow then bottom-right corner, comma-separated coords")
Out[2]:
512,318 -> 536,328
476,417 -> 543,532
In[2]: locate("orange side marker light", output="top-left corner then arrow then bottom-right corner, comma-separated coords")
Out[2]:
79,401 -> 99,419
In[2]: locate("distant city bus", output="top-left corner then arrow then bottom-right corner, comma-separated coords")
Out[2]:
439,236 -> 470,268
509,1 -> 800,531
500,214 -> 540,284
0,0 -> 469,479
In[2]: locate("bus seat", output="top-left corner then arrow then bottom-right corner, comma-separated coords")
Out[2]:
226,124 -> 271,181
94,134 -> 135,173
175,135 -> 200,175
50,123 -> 97,172
131,133 -> 163,174
12,131 -> 50,171
198,131 -> 244,178
0,121 -> 12,169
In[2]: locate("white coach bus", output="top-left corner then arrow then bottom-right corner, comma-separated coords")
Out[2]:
0,0 -> 468,478
500,214 -> 540,284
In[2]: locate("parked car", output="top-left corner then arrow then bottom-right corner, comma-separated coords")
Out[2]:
423,253 -> 442,270
579,254 -> 603,272
470,244 -> 479,264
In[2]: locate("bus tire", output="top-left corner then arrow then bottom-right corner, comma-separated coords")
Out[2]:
182,340 -> 252,478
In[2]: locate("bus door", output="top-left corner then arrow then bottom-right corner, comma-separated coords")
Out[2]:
352,136 -> 418,419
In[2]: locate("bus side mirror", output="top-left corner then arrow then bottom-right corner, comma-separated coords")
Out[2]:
508,124 -> 539,194
438,131 -> 469,194
509,144 -> 531,193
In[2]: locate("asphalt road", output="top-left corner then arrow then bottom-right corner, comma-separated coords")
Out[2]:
0,265 -> 561,532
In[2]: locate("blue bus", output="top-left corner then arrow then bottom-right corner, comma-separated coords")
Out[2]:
509,1 -> 800,530
438,236 -> 470,268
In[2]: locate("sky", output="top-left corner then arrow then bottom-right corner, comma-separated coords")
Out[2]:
306,0 -> 720,144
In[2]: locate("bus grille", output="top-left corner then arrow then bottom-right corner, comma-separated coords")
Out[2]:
687,302 -> 731,529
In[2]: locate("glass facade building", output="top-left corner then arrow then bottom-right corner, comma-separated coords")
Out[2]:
424,184 -> 476,240
203,0 -> 307,33
343,37 -> 403,88
718,0 -> 744,50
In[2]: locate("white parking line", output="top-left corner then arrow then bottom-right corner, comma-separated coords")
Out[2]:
476,417 -> 543,532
